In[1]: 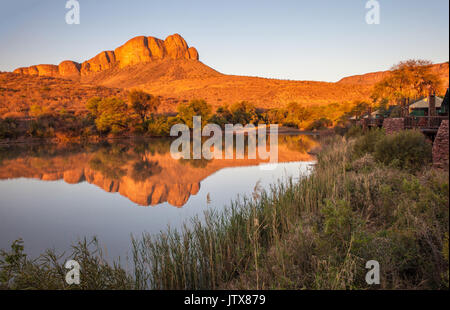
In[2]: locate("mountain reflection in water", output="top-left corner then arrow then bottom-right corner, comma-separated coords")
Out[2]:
0,135 -> 318,208
0,135 -> 318,259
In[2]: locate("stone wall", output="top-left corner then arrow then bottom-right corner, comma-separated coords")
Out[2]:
432,120 -> 449,169
383,118 -> 404,135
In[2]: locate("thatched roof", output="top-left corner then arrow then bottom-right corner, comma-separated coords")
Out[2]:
409,97 -> 444,109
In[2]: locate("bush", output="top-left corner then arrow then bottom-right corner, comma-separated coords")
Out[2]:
374,130 -> 432,171
86,97 -> 102,118
148,116 -> 181,136
93,97 -> 129,134
0,118 -> 18,139
177,99 -> 212,128
229,101 -> 258,125
29,104 -> 49,118
353,128 -> 385,157
307,117 -> 333,130
345,125 -> 364,139
128,90 -> 159,124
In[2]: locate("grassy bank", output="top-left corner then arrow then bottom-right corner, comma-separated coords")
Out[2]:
1,130 -> 448,290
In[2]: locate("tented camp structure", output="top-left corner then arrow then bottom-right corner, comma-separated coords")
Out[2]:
409,95 -> 444,116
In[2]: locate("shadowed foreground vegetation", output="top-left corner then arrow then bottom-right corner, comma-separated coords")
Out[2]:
1,129 -> 448,290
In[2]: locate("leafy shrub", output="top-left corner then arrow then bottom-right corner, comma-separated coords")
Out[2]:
229,101 -> 259,125
345,125 -> 364,139
29,120 -> 49,138
350,153 -> 376,172
86,97 -> 102,118
209,105 -> 233,127
0,118 -> 18,139
177,99 -> 212,128
92,97 -> 129,134
374,130 -> 432,171
128,90 -> 159,124
307,117 -> 333,130
282,120 -> 300,128
353,128 -> 385,157
29,104 -> 49,118
333,124 -> 350,136
148,116 -> 181,136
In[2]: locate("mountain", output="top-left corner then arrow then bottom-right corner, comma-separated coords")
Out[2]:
7,34 -> 450,113
337,62 -> 449,88
13,34 -> 199,78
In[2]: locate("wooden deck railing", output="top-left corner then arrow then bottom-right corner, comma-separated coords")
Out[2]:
367,118 -> 384,127
404,116 -> 448,130
360,117 -> 384,128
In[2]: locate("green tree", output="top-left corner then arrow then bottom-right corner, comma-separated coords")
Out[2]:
177,99 -> 212,128
371,59 -> 442,106
265,108 -> 288,124
283,102 -> 309,127
210,105 -> 233,127
351,101 -> 370,119
229,101 -> 258,125
128,90 -> 159,125
307,117 -> 333,130
93,97 -> 129,134
86,97 -> 102,118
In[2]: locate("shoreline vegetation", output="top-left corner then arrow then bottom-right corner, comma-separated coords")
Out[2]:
1,128 -> 448,290
0,92 -> 345,145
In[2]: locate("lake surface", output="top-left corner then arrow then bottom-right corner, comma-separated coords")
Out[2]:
0,135 -> 318,261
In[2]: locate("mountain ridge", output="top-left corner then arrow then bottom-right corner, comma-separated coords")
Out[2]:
13,33 -> 199,79
6,34 -> 449,113
337,62 -> 449,85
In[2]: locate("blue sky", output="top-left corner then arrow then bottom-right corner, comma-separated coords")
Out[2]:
0,0 -> 448,82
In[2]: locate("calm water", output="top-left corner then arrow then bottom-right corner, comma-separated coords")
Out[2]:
0,135 -> 318,261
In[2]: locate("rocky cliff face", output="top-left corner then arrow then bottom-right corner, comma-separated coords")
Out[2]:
13,33 -> 199,78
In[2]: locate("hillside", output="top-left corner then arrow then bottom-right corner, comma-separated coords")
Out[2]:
0,72 -> 126,118
338,62 -> 449,89
4,33 -> 449,115
80,60 -> 373,111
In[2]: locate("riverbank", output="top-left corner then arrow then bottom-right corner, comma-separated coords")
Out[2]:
0,125 -> 325,146
1,130 -> 448,289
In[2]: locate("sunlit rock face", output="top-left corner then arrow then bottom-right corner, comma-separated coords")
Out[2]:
14,65 -> 59,77
58,61 -> 81,77
63,169 -> 85,184
147,36 -> 167,59
112,34 -> 198,67
81,51 -> 116,75
164,34 -> 189,59
186,47 -> 199,61
114,36 -> 153,68
13,33 -> 200,77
